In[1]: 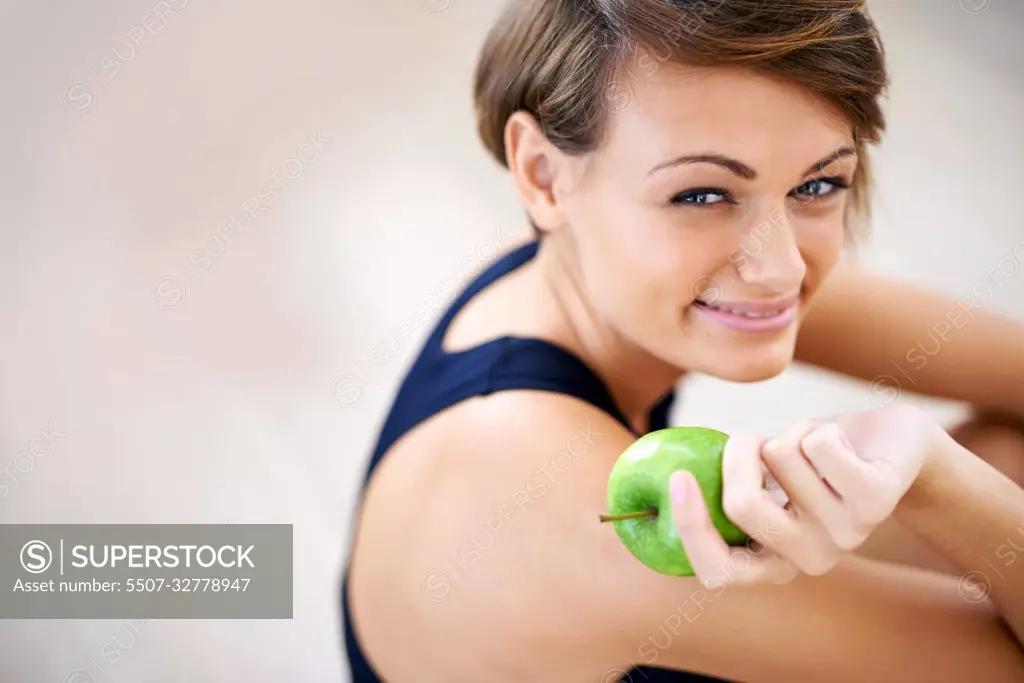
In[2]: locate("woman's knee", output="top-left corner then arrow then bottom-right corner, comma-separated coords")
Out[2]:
948,410 -> 1024,487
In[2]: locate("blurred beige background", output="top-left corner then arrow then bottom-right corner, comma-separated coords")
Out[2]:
0,0 -> 1021,681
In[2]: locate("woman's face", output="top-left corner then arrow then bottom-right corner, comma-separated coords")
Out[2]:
557,58 -> 857,382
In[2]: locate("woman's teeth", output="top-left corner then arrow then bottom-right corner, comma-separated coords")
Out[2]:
694,301 -> 788,318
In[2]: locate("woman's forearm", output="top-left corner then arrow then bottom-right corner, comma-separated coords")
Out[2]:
796,266 -> 1024,416
896,426 -> 1024,645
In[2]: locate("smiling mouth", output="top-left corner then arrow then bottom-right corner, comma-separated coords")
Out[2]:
690,296 -> 800,332
692,299 -> 793,318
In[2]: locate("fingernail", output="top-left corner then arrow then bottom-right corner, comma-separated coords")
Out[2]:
836,428 -> 855,452
670,471 -> 688,504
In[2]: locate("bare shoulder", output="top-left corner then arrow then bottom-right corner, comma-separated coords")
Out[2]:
350,387 -> 640,679
411,390 -> 714,677
405,387 -> 636,587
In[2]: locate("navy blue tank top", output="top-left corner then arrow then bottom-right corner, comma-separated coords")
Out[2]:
341,240 -> 732,683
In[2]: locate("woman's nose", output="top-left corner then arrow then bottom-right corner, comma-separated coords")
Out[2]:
731,209 -> 806,292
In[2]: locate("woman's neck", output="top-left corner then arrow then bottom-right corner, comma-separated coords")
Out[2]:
530,236 -> 684,431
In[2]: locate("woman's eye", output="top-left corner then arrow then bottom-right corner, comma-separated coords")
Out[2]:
670,189 -> 730,206
791,177 -> 849,199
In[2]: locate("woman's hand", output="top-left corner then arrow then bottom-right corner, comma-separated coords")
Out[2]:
669,404 -> 940,589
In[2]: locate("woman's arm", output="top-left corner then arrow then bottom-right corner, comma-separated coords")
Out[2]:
891,418 -> 1024,644
605,555 -> 1024,683
794,263 -> 1024,415
551,406 -> 1024,682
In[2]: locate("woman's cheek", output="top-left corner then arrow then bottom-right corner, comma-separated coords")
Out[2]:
796,218 -> 845,277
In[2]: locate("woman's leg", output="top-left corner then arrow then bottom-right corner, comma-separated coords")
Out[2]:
856,409 -> 1024,574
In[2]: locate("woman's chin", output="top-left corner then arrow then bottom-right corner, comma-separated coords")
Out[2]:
697,349 -> 794,383
651,330 -> 797,383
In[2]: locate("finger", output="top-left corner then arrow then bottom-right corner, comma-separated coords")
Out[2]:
671,469 -> 794,586
722,433 -> 797,541
734,544 -> 801,585
758,423 -> 843,575
670,470 -> 733,584
797,424 -> 878,550
761,462 -> 789,508
800,422 -> 882,501
700,544 -> 802,589
802,422 -> 899,529
707,541 -> 802,587
763,422 -> 843,520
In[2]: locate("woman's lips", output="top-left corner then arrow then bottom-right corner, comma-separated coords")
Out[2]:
690,297 -> 799,333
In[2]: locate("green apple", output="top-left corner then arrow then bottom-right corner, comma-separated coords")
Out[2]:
601,426 -> 749,577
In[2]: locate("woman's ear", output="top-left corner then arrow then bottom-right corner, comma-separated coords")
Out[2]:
503,111 -> 575,235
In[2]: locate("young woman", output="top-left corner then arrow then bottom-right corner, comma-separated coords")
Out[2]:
341,1 -> 1024,681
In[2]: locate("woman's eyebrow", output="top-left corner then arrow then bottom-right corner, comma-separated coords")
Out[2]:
648,146 -> 857,179
648,153 -> 757,179
803,147 -> 857,176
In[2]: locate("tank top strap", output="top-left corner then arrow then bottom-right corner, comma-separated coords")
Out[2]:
365,240 -> 675,483
426,239 -> 541,351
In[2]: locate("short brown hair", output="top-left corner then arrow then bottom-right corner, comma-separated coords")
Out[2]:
472,0 -> 888,237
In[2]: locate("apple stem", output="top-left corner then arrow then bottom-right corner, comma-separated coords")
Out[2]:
599,508 -> 658,523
